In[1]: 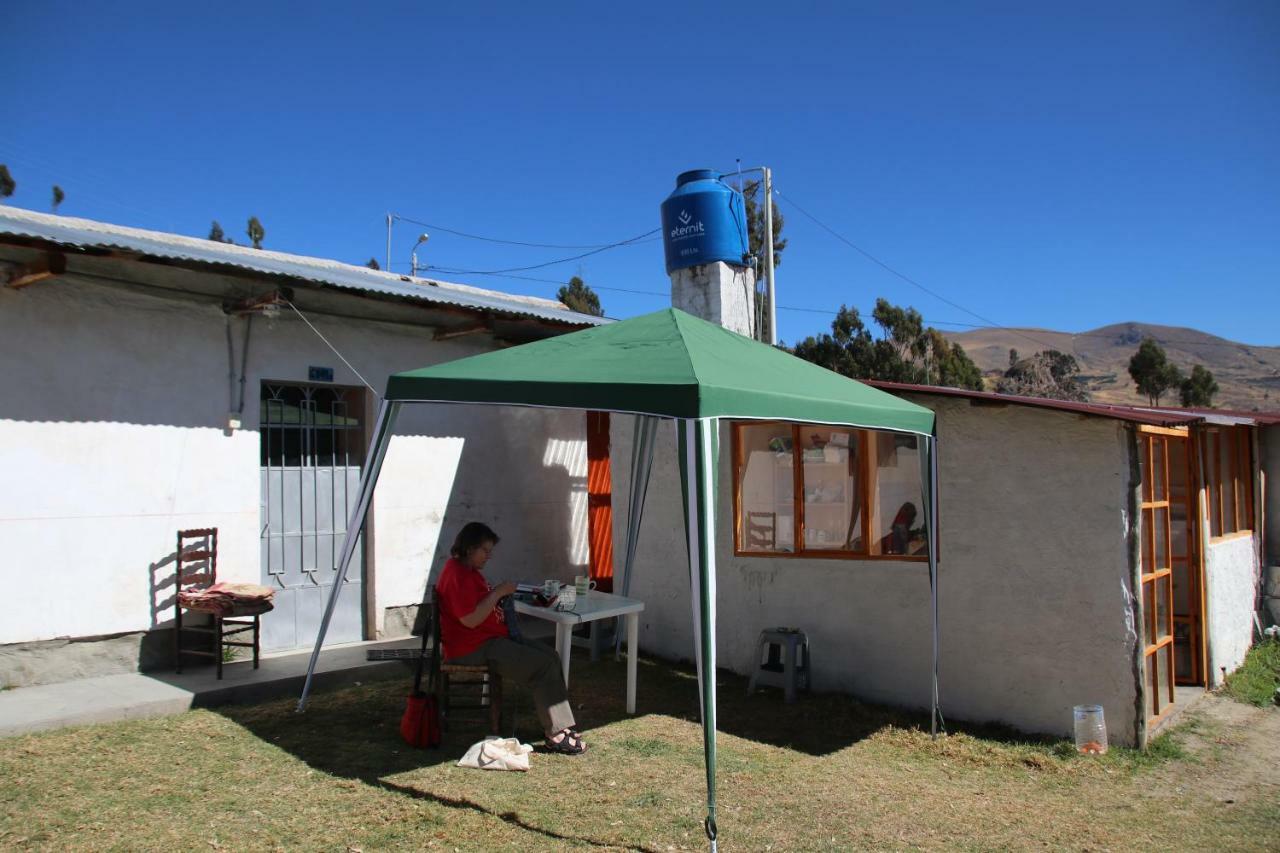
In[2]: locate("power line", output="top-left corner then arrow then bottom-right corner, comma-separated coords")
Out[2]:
387,210 -> 660,275
772,188 -> 1065,354
392,214 -> 660,250
425,226 -> 660,275
402,262 -> 1272,351
389,209 -> 1272,352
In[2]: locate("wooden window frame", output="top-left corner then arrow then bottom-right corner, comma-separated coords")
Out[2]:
1203,426 -> 1254,542
731,421 -> 929,562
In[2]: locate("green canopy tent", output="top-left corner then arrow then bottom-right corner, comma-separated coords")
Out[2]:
297,308 -> 940,850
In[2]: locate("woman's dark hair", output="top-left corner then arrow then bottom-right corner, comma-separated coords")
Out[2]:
450,521 -> 500,559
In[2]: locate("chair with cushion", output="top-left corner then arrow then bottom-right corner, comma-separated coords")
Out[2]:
173,528 -> 274,679
431,592 -> 503,734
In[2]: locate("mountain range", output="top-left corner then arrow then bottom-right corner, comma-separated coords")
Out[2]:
943,322 -> 1280,412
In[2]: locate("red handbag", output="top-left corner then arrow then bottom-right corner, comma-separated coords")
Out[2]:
400,692 -> 440,748
399,628 -> 440,748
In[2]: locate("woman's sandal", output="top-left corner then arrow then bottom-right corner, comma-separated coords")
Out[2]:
544,729 -> 586,755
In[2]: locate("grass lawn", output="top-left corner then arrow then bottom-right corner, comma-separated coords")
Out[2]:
1222,636 -> 1280,707
2,653 -> 1277,851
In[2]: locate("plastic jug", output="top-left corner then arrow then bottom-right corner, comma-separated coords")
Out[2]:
1073,704 -> 1108,754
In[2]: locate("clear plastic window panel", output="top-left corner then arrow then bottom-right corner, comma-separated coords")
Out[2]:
799,427 -> 859,552
870,433 -> 926,556
738,424 -> 795,552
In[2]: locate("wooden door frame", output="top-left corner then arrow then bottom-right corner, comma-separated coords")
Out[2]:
586,411 -> 614,592
1136,426 -> 1192,724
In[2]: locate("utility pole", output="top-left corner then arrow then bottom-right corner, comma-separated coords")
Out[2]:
385,213 -> 393,271
762,167 -> 777,346
721,165 -> 778,345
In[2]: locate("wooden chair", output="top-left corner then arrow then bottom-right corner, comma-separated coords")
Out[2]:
430,592 -> 503,734
173,528 -> 272,679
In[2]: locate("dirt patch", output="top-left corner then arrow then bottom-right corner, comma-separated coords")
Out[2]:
1149,692 -> 1280,807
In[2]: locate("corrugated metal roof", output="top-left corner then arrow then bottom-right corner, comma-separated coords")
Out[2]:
0,205 -> 610,327
865,379 -> 1254,425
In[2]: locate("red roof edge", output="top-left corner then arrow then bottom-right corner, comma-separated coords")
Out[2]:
864,380 -> 1214,428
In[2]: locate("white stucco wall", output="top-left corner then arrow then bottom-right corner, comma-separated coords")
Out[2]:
1204,534 -> 1260,686
612,399 -> 1140,743
0,273 -> 586,648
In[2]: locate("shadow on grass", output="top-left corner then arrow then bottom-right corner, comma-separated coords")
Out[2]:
218,643 -> 1067,761
214,646 -> 1071,847
374,778 -> 661,851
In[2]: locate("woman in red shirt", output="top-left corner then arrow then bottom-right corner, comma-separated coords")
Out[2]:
435,522 -> 585,755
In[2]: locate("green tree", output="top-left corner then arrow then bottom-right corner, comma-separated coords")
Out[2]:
246,216 -> 265,250
556,275 -> 604,316
741,179 -> 787,271
792,305 -> 875,376
791,299 -> 982,390
1128,338 -> 1183,405
208,221 -> 227,242
365,257 -> 380,270
997,350 -> 1089,401
1179,365 -> 1219,408
871,298 -> 926,364
0,164 -> 14,199
928,328 -> 984,390
51,185 -> 65,212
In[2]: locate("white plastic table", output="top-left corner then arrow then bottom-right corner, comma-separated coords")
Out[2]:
513,590 -> 644,713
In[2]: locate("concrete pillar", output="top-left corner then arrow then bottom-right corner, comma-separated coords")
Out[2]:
670,261 -> 757,339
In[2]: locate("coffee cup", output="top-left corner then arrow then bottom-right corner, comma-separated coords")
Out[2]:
574,575 -> 597,597
542,579 -> 559,599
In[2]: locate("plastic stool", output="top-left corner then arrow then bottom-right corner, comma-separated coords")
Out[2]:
747,627 -> 810,703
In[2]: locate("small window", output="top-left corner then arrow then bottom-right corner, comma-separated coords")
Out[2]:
1204,426 -> 1253,539
732,422 -> 928,560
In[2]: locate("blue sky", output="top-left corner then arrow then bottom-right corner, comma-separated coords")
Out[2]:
4,1 -> 1277,345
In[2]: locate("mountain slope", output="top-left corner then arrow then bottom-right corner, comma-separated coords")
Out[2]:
944,322 -> 1280,410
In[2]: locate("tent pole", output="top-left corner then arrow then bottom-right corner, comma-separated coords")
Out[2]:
616,415 -> 658,657
681,418 -> 720,851
929,433 -> 941,739
297,399 -> 402,712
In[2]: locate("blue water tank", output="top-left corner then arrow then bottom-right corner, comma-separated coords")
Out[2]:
660,169 -> 749,274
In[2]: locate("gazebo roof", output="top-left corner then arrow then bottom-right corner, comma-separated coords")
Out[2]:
385,308 -> 935,434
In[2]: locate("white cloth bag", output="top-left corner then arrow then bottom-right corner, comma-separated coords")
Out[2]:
457,736 -> 534,772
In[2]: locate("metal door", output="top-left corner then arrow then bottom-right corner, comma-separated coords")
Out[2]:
259,383 -> 366,650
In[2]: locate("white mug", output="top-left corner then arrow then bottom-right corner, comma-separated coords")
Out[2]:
542,579 -> 559,599
574,575 -> 597,597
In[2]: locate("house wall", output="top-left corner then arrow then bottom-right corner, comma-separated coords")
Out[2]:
611,398 -> 1140,744
0,272 -> 585,684
1203,534 -> 1260,686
